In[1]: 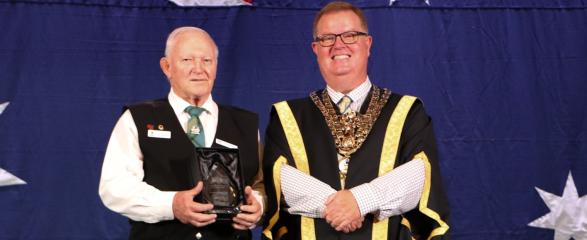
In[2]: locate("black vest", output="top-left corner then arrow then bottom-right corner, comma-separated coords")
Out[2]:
126,99 -> 259,240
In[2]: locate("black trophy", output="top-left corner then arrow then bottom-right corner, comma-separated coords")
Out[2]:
192,148 -> 244,221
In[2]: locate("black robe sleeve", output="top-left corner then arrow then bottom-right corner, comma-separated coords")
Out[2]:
399,100 -> 451,240
261,106 -> 295,239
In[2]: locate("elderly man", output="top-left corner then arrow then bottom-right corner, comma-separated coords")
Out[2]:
99,26 -> 264,240
262,2 -> 450,240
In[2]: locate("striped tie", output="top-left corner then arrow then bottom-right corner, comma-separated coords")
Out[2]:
185,106 -> 206,147
336,95 -> 353,188
337,95 -> 353,114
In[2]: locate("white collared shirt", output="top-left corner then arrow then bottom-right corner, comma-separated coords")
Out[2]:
168,89 -> 219,148
326,77 -> 372,112
98,90 -> 224,223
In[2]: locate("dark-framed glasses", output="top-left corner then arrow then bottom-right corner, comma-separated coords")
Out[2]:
314,31 -> 369,47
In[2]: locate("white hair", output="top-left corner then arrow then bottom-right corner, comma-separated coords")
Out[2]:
164,26 -> 219,58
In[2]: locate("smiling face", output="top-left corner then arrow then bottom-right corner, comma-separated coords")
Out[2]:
312,10 -> 372,93
160,29 -> 218,106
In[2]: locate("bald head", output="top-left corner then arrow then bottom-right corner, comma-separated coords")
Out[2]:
164,26 -> 219,58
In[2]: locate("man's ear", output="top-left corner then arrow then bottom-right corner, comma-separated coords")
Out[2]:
160,57 -> 170,77
365,36 -> 373,56
311,42 -> 319,56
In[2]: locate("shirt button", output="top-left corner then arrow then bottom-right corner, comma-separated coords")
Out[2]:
195,232 -> 202,239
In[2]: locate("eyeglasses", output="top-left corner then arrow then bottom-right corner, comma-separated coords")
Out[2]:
314,31 -> 369,47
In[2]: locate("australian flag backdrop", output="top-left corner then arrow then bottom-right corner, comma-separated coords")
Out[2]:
1,0 -> 586,239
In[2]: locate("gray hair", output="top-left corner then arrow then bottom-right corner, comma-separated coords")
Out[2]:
164,26 -> 219,58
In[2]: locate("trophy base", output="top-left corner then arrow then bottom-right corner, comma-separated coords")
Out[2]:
206,206 -> 241,221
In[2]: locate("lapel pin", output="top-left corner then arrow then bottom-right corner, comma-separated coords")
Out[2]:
190,126 -> 201,135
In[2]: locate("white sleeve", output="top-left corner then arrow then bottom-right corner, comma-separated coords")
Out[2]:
349,159 -> 425,220
280,165 -> 336,218
98,110 -> 176,223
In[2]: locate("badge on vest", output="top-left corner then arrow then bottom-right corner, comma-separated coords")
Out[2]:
147,129 -> 171,139
215,138 -> 238,149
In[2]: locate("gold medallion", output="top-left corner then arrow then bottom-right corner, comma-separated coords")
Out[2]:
311,86 -> 391,185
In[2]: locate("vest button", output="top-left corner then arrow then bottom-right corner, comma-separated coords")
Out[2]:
195,232 -> 202,239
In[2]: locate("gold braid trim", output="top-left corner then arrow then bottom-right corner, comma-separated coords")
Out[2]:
401,218 -> 416,240
262,156 -> 287,240
413,152 -> 449,240
274,101 -> 316,240
372,95 -> 417,240
276,227 -> 288,239
378,96 -> 417,176
274,101 -> 310,173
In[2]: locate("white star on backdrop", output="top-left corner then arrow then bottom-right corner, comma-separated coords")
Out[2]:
528,172 -> 587,240
0,102 -> 27,187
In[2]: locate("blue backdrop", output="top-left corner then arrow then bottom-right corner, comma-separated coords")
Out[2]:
1,0 -> 586,239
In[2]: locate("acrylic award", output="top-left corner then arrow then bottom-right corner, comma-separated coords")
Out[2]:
191,148 -> 244,221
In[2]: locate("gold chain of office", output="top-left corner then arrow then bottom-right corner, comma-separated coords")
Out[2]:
310,86 -> 391,158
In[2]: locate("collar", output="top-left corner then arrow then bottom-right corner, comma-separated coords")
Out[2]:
168,89 -> 219,119
326,76 -> 372,104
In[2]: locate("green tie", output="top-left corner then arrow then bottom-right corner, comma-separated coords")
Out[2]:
185,106 -> 206,147
337,95 -> 353,114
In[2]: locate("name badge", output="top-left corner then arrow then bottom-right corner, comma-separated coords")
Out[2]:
215,138 -> 238,149
147,129 -> 171,139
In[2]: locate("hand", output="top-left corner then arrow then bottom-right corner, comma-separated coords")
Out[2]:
232,186 -> 262,230
340,217 -> 364,233
323,190 -> 363,233
172,181 -> 217,227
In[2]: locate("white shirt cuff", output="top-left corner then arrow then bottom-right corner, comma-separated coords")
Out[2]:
280,165 -> 335,218
349,183 -> 381,216
155,191 -> 177,221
